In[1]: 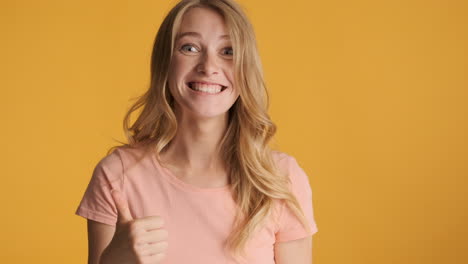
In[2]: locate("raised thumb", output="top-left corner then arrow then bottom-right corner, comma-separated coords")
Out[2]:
111,189 -> 133,224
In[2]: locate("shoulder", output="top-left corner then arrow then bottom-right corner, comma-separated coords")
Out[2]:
103,144 -> 152,166
271,150 -> 304,177
271,150 -> 311,194
90,147 -> 125,185
271,150 -> 294,169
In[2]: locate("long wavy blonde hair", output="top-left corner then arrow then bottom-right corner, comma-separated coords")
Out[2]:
108,0 -> 311,261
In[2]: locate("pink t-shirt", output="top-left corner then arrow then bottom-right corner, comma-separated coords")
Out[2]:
75,146 -> 318,263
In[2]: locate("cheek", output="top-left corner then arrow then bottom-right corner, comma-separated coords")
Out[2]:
225,67 -> 235,86
168,60 -> 187,90
172,55 -> 194,73
228,73 -> 239,95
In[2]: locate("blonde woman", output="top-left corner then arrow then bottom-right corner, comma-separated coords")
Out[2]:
75,0 -> 318,263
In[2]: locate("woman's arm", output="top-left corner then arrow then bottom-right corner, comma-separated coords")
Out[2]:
274,236 -> 312,264
87,219 -> 115,264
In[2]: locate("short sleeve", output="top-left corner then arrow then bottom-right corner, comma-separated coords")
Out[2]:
275,156 -> 318,242
74,149 -> 124,226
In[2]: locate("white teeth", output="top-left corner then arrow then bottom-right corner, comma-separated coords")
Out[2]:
189,82 -> 223,94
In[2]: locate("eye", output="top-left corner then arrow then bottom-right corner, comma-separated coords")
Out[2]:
180,44 -> 199,53
221,47 -> 234,56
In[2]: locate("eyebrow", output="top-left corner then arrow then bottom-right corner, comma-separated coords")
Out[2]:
176,31 -> 230,41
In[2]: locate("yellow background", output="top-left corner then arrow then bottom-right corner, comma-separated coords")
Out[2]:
1,0 -> 467,263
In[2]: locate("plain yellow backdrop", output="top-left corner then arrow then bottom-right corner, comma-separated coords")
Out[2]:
1,0 -> 467,263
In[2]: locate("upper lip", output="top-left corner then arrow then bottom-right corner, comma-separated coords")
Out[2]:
187,80 -> 227,88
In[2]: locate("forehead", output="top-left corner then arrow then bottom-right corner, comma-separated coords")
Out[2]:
176,7 -> 230,41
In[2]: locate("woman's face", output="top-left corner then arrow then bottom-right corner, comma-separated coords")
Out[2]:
168,7 -> 239,120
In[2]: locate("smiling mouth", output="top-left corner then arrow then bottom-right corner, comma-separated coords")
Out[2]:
187,82 -> 227,94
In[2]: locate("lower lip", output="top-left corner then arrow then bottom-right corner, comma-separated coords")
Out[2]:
186,83 -> 227,95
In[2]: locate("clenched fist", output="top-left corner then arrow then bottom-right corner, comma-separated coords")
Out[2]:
100,189 -> 168,264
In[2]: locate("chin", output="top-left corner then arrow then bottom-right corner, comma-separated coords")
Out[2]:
174,101 -> 235,121
190,110 -> 229,120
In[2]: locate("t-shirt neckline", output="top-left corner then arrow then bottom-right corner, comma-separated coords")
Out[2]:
150,152 -> 232,193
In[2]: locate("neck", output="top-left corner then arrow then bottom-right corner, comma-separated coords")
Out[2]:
161,107 -> 228,172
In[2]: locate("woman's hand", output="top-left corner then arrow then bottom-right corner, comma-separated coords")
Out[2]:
100,190 -> 168,264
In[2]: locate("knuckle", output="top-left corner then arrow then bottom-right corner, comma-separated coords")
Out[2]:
142,256 -> 156,264
158,241 -> 169,250
151,216 -> 164,227
160,229 -> 169,239
155,252 -> 166,262
157,216 -> 165,226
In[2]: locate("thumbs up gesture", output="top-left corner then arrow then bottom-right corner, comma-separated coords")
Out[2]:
101,189 -> 168,264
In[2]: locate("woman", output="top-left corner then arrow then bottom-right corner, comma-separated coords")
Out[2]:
75,0 -> 318,263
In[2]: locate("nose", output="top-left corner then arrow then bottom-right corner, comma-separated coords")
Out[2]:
196,50 -> 219,75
